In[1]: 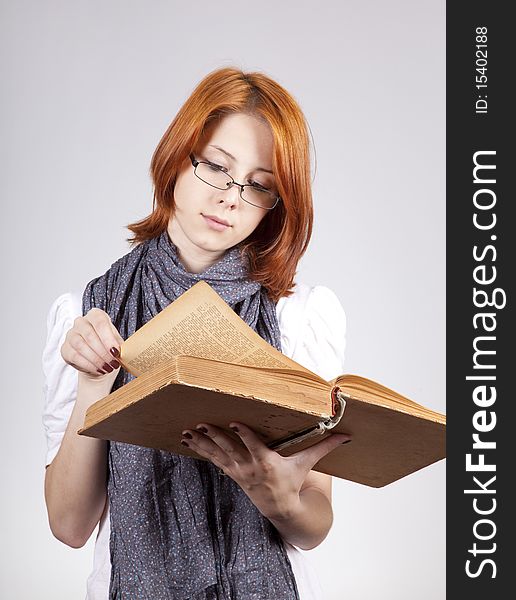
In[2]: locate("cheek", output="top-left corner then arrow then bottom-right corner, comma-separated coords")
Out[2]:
241,212 -> 268,237
173,166 -> 203,211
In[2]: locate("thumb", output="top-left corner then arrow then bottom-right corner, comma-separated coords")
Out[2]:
293,433 -> 352,471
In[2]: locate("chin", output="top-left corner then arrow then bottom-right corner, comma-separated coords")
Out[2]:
193,235 -> 233,253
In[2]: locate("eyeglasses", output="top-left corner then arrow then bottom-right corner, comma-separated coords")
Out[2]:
189,154 -> 281,210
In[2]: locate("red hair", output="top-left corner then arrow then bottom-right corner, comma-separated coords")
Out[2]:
127,67 -> 313,302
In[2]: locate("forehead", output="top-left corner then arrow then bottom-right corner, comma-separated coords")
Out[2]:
199,113 -> 274,170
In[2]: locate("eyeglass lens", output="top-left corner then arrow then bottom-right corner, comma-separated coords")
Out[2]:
195,162 -> 278,209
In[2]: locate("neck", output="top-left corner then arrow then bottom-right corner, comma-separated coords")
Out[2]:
166,219 -> 224,274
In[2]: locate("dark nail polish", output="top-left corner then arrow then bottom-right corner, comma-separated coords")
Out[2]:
97,369 -> 106,375
102,362 -> 113,373
196,426 -> 208,434
229,425 -> 239,433
110,347 -> 120,358
342,440 -> 352,444
182,431 -> 193,439
181,440 -> 189,447
110,360 -> 120,369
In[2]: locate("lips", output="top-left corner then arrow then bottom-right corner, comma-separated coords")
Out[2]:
203,214 -> 231,227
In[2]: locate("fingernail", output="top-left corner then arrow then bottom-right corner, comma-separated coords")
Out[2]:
110,360 -> 120,369
181,440 -> 189,447
229,425 -> 239,433
110,347 -> 120,357
182,431 -> 193,439
97,369 -> 106,375
102,362 -> 113,373
196,426 -> 208,434
342,440 -> 352,444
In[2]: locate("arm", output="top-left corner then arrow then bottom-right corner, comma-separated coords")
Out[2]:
44,308 -> 123,548
266,470 -> 335,550
44,374 -> 113,548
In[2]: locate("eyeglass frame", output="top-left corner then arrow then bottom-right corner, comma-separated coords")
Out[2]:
189,154 -> 281,210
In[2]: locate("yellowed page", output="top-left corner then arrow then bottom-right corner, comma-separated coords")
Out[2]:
121,281 -> 321,378
330,373 -> 446,423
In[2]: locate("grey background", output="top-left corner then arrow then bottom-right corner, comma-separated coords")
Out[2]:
1,1 -> 445,598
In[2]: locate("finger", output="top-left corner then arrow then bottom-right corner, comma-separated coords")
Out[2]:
66,325 -> 118,374
195,423 -> 248,463
70,309 -> 120,372
181,429 -> 235,469
227,422 -> 270,459
292,433 -> 352,471
84,309 -> 124,363
73,355 -> 114,376
62,333 -> 110,375
63,351 -> 106,376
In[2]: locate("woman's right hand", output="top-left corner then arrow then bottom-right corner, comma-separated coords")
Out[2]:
61,308 -> 125,378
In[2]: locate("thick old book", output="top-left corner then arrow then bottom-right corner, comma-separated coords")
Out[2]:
79,281 -> 446,488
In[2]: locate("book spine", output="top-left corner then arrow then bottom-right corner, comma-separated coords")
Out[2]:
268,388 -> 347,452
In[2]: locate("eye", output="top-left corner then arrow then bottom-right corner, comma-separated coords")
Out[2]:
248,180 -> 271,192
206,161 -> 227,173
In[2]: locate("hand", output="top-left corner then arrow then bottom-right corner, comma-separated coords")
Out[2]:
180,422 -> 351,520
61,308 -> 124,381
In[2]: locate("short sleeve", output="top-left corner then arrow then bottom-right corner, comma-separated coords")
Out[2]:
42,292 -> 82,466
277,284 -> 347,381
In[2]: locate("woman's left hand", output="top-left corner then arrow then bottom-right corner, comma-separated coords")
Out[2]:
180,422 -> 350,521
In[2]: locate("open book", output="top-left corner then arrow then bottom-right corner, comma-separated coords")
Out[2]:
79,281 -> 446,487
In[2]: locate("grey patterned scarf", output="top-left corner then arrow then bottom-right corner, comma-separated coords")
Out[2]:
82,230 -> 299,600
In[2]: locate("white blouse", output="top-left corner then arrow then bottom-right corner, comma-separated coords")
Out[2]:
42,282 -> 347,600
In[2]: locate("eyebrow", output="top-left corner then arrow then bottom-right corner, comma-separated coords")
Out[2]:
208,145 -> 274,175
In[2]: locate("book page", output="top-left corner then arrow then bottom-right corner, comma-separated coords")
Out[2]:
332,374 -> 446,422
121,281 -> 319,378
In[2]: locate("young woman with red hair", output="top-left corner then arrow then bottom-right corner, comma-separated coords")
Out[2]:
43,67 -> 348,599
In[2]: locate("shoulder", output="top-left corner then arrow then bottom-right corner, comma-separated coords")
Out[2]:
43,291 -> 84,365
45,291 -> 83,328
42,290 -> 83,375
83,240 -> 150,315
277,283 -> 346,316
42,291 -> 84,385
276,283 -> 346,380
276,283 -> 346,343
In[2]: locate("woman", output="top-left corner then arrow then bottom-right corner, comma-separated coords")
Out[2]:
43,67 -> 349,599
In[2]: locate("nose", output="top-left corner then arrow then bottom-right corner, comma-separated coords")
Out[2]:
217,181 -> 242,208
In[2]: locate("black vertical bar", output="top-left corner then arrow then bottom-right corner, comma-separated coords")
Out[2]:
447,1 -> 513,597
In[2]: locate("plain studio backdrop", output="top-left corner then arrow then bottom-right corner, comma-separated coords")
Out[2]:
1,1 -> 445,598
